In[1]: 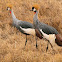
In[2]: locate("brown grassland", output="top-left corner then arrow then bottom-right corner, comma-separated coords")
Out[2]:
0,0 -> 62,62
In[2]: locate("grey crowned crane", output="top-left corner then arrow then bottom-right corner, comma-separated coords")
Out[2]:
30,4 -> 62,51
7,4 -> 35,46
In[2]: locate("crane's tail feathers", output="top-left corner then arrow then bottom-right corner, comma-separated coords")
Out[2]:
55,34 -> 62,46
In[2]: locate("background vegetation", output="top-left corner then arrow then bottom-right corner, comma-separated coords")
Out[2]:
0,0 -> 62,62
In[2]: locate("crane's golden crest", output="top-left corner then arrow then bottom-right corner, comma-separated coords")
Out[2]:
7,3 -> 12,9
33,4 -> 39,10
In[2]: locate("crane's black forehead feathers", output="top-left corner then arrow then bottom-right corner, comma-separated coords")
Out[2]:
32,7 -> 34,9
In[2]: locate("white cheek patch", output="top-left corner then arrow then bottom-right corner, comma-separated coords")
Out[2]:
8,8 -> 10,10
33,8 -> 36,11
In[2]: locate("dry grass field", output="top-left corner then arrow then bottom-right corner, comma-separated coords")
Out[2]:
0,0 -> 62,62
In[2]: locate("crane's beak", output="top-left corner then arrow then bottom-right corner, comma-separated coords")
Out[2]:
7,7 -> 8,10
7,8 -> 8,10
30,10 -> 33,11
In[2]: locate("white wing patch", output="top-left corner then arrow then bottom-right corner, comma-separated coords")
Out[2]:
40,29 -> 49,39
20,26 -> 35,36
20,26 -> 56,45
40,29 -> 56,45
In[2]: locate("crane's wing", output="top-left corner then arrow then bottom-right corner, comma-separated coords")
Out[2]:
36,21 -> 58,35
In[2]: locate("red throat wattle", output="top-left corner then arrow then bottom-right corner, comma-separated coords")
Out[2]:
34,12 -> 36,14
10,11 -> 11,14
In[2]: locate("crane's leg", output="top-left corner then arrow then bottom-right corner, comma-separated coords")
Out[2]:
46,42 -> 49,52
48,40 -> 54,50
49,41 -> 53,50
35,35 -> 38,48
25,35 -> 27,46
46,40 -> 53,52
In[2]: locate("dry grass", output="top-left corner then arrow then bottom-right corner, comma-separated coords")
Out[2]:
0,0 -> 62,62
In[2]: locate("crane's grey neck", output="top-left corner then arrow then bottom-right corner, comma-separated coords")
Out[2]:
33,11 -> 39,28
11,9 -> 21,23
11,10 -> 17,20
33,11 -> 38,21
11,9 -> 21,26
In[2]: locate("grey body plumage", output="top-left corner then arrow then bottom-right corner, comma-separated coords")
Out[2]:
33,11 -> 58,35
11,10 -> 33,35
31,5 -> 59,50
7,6 -> 34,46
